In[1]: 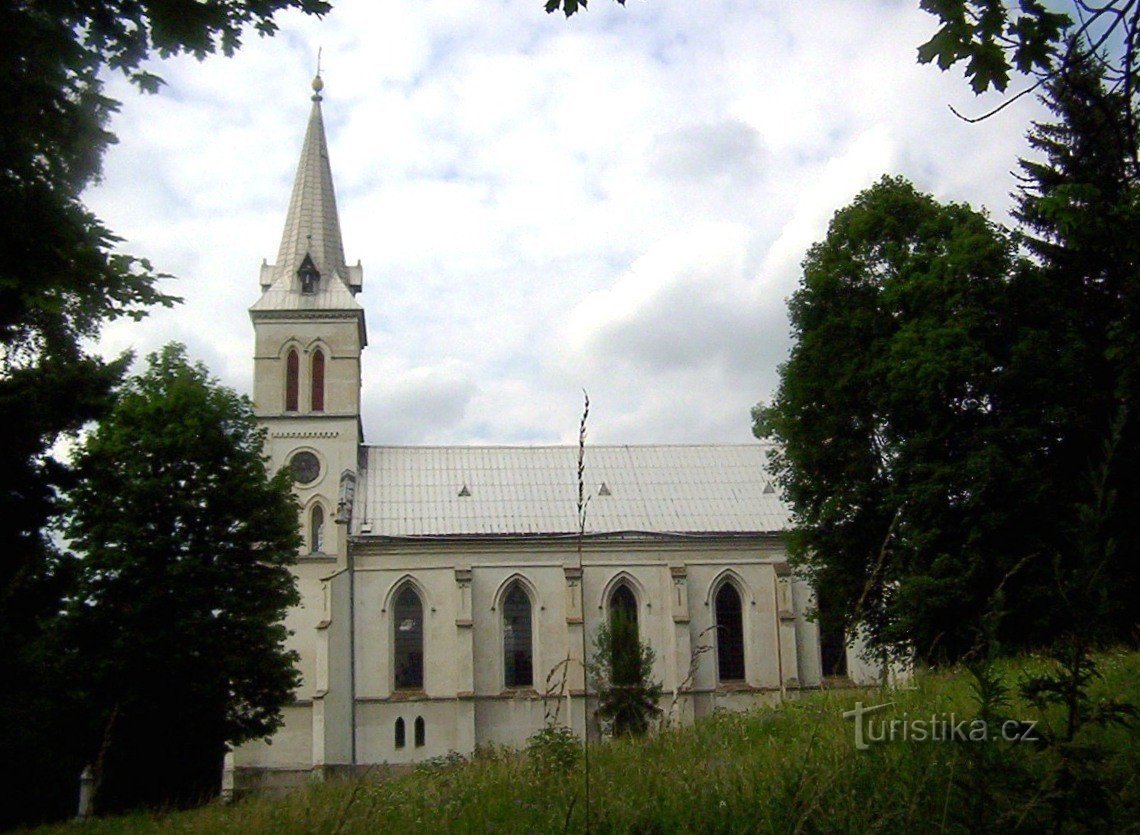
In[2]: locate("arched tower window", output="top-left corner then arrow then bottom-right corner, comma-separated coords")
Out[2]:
608,583 -> 639,686
715,583 -> 746,682
502,582 -> 533,688
285,349 -> 299,412
393,585 -> 424,690
414,716 -> 425,748
310,349 -> 325,412
310,505 -> 325,553
394,717 -> 405,749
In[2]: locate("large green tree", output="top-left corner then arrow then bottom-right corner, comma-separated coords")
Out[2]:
1001,57 -> 1140,644
0,2 -> 326,825
0,0 -> 328,612
754,176 -> 1017,662
63,344 -> 302,813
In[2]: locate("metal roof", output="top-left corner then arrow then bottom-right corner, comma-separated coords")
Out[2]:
354,443 -> 790,538
251,84 -> 364,315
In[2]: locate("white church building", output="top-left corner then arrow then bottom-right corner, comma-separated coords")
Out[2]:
233,77 -> 836,789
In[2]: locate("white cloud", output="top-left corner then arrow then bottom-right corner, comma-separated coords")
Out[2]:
84,0 -> 1048,445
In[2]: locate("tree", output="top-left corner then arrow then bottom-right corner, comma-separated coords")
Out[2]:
0,0 -> 329,607
0,2 -> 326,824
62,344 -> 301,813
916,1 -> 1140,159
1002,56 -> 1140,645
545,0 -> 627,17
754,176 -> 1017,663
588,610 -> 662,737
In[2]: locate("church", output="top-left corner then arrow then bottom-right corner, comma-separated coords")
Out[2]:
232,75 -> 848,790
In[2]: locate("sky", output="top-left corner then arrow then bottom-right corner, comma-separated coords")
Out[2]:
86,0 -> 1048,446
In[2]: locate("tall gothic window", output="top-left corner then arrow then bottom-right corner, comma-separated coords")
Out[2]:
310,505 -> 324,553
608,583 -> 639,686
502,582 -> 533,688
393,585 -> 424,690
311,349 -> 325,412
285,349 -> 299,412
715,583 -> 746,682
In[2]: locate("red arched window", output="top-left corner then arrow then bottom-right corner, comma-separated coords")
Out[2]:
311,349 -> 325,412
285,349 -> 299,412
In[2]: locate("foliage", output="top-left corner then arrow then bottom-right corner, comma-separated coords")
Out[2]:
758,57 -> 1140,661
545,0 -> 626,18
525,724 -> 582,773
916,0 -> 1072,95
1002,57 -> 1140,647
917,1 -> 1140,156
754,175 -> 1017,662
29,649 -> 1140,834
0,0 -> 328,605
62,344 -> 302,813
0,1 -> 325,825
1015,409 -> 1138,832
587,614 -> 663,737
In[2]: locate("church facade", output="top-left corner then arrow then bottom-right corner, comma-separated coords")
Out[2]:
233,78 -> 833,789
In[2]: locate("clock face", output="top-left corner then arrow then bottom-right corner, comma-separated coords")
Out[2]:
289,451 -> 321,485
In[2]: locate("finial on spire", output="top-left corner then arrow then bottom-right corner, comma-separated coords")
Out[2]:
311,47 -> 324,101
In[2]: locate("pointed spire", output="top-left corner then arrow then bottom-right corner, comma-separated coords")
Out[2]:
253,74 -> 364,319
274,74 -> 347,284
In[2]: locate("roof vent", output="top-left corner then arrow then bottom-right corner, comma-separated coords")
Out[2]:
598,482 -> 612,497
458,484 -> 471,498
763,482 -> 776,495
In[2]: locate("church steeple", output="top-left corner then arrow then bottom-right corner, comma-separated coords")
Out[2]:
250,71 -> 366,428
253,74 -> 364,310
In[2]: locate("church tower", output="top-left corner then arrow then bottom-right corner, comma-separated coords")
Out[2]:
238,74 -> 362,781
250,73 -> 365,566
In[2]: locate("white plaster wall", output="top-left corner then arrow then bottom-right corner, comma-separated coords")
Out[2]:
252,318 -> 361,417
342,538 -> 805,763
357,701 -> 464,764
792,576 -> 822,687
234,705 -> 313,769
475,696 -> 549,748
321,570 -> 353,764
285,562 -> 336,696
470,562 -> 569,697
354,566 -> 460,699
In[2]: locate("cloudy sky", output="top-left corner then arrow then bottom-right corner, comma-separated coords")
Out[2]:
87,0 -> 1046,446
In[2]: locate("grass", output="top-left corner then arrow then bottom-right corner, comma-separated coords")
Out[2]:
36,649 -> 1140,833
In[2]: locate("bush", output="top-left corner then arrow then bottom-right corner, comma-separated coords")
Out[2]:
525,724 -> 580,773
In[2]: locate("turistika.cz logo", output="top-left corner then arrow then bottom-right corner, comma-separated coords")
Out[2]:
842,701 -> 1039,751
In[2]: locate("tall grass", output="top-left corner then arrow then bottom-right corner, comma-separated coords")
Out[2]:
38,650 -> 1139,833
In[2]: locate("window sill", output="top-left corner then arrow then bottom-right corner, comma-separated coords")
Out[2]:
390,689 -> 427,701
499,687 -> 539,698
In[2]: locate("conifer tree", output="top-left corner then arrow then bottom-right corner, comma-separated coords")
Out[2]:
1001,57 -> 1140,644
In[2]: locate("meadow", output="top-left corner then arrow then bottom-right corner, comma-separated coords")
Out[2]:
38,649 -> 1140,833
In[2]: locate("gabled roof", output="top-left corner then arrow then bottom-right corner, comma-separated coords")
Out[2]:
251,77 -> 364,316
353,443 -> 790,539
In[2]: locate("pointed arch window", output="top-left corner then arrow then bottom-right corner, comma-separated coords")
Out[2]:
414,716 -> 425,748
394,717 -> 405,749
715,583 -> 746,682
310,349 -> 325,412
285,349 -> 299,412
608,583 -> 639,686
393,585 -> 424,690
502,583 -> 533,688
310,505 -> 325,553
